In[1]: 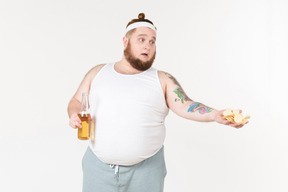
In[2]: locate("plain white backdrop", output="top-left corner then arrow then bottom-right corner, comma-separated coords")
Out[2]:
0,0 -> 287,191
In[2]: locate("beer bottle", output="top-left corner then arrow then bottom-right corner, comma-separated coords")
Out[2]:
78,93 -> 91,140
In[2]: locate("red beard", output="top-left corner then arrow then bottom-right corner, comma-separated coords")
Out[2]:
124,42 -> 156,71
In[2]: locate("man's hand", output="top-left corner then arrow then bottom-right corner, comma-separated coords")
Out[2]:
69,113 -> 82,129
214,110 -> 248,129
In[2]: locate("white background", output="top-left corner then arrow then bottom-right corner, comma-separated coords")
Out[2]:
0,0 -> 287,191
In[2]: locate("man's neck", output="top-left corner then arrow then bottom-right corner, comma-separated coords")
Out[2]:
115,57 -> 143,75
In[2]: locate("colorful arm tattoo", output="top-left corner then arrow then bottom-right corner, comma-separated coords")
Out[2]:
164,72 -> 213,114
173,87 -> 191,103
173,87 -> 184,103
187,102 -> 213,114
165,73 -> 191,103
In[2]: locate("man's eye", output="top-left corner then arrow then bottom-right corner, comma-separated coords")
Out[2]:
150,41 -> 155,45
139,38 -> 144,42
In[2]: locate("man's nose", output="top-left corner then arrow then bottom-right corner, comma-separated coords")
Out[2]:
144,42 -> 151,50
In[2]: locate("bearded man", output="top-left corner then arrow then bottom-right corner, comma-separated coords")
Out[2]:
68,13 -> 247,192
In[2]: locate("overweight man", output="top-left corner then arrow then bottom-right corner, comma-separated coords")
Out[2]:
68,13 -> 247,192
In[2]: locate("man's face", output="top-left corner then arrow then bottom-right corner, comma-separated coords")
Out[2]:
124,27 -> 156,71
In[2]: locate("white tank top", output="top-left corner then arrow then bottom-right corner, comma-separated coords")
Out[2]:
88,63 -> 169,165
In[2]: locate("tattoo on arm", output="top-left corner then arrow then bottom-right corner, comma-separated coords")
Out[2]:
187,102 -> 213,114
164,73 -> 191,103
164,72 -> 180,85
173,87 -> 191,103
164,72 -> 213,114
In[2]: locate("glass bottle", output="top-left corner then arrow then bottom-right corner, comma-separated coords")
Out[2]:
78,93 -> 91,140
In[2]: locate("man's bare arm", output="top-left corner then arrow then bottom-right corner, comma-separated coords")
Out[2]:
158,71 -> 245,128
67,64 -> 105,128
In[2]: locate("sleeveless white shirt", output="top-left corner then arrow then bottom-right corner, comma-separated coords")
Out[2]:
88,63 -> 169,166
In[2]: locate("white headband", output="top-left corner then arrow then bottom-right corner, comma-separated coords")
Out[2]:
125,22 -> 157,34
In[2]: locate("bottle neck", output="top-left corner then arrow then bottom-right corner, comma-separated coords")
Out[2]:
80,93 -> 90,114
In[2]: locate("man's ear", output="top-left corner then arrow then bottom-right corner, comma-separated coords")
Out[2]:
123,36 -> 129,48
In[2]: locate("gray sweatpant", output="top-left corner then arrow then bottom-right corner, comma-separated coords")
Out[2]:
82,146 -> 167,192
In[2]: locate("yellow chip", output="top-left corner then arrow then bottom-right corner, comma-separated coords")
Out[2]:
234,113 -> 243,123
225,116 -> 233,120
241,115 -> 250,124
233,109 -> 240,114
242,119 -> 248,124
226,116 -> 235,123
226,114 -> 234,118
223,109 -> 233,116
223,108 -> 250,124
244,115 -> 250,120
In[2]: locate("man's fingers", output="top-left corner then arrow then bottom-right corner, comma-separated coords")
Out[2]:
75,115 -> 82,124
230,123 -> 244,129
69,120 -> 77,129
69,113 -> 83,128
76,121 -> 82,128
224,120 -> 231,125
221,118 -> 232,125
69,121 -> 77,129
69,118 -> 82,129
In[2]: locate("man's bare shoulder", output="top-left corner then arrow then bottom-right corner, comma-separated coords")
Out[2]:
88,64 -> 106,76
158,70 -> 178,91
157,70 -> 168,78
85,64 -> 106,80
157,70 -> 175,83
72,64 -> 106,99
157,70 -> 180,99
157,70 -> 182,90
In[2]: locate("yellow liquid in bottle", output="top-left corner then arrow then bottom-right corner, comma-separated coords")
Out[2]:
78,113 -> 91,140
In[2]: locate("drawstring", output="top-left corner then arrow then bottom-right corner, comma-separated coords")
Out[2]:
109,164 -> 119,179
